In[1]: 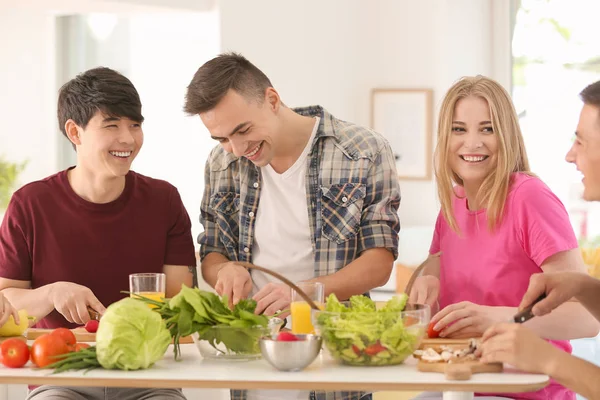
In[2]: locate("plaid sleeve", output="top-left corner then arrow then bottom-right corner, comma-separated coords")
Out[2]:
357,141 -> 401,258
198,157 -> 229,260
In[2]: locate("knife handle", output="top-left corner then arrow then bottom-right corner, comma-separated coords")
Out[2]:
87,306 -> 101,321
513,293 -> 547,324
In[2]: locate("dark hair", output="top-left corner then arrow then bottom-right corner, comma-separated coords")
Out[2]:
581,80 -> 600,110
184,52 -> 273,115
57,67 -> 144,148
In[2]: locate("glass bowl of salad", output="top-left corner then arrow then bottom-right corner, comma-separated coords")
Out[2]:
312,294 -> 429,366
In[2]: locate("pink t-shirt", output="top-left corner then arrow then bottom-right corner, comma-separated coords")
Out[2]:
430,173 -> 577,400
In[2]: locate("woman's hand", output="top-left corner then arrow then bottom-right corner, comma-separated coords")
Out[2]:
431,301 -> 513,338
478,323 -> 559,374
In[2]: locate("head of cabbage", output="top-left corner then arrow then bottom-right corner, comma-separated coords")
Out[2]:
96,298 -> 171,370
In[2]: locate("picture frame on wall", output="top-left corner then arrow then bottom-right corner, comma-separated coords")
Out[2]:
370,88 -> 433,180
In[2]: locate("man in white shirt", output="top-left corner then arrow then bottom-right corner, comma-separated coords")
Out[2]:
186,53 -> 401,400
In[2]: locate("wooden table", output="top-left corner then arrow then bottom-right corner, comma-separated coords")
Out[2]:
0,344 -> 549,400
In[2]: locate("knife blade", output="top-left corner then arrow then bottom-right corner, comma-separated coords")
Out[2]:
87,306 -> 101,321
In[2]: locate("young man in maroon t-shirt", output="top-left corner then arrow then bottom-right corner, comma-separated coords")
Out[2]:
0,67 -> 196,400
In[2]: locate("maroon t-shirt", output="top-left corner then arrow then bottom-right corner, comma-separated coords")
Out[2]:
0,168 -> 197,329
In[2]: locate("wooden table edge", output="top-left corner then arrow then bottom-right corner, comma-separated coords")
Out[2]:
0,377 -> 550,393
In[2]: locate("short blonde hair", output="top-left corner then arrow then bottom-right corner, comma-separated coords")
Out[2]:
435,75 -> 531,233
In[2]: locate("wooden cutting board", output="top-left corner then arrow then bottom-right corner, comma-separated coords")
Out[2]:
26,329 -> 194,344
416,337 -> 503,379
417,359 -> 503,379
27,328 -> 95,342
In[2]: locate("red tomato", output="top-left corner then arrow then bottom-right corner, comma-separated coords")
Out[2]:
30,334 -> 70,368
0,338 -> 30,368
427,322 -> 440,338
75,343 -> 90,351
84,320 -> 99,333
276,332 -> 299,342
364,341 -> 387,356
50,328 -> 76,347
352,345 -> 362,355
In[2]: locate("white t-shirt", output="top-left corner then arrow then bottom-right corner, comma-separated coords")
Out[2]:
248,117 -> 320,400
251,117 -> 320,292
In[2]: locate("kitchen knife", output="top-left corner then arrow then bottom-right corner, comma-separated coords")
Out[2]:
512,293 -> 547,323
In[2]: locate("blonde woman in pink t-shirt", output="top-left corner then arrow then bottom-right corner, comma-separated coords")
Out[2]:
409,76 -> 600,400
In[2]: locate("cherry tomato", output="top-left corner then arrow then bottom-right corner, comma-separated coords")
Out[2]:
0,338 -> 30,368
427,322 -> 441,338
364,341 -> 387,356
30,334 -> 70,368
50,328 -> 76,347
84,320 -> 99,333
276,332 -> 299,341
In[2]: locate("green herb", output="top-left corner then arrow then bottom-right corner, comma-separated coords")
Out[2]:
125,286 -> 270,360
44,347 -> 101,374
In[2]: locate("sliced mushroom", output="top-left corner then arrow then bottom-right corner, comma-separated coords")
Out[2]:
421,348 -> 444,362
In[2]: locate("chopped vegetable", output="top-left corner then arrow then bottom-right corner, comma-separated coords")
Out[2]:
315,293 -> 423,366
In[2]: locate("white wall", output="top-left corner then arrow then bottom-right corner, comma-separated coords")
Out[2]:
219,0 -> 511,232
1,0 -> 512,250
0,6 -> 58,186
128,12 -> 220,250
0,1 -> 512,398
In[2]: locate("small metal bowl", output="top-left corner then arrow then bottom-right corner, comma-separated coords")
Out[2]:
259,334 -> 322,372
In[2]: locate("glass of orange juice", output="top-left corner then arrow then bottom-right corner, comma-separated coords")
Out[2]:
129,273 -> 166,308
291,282 -> 324,334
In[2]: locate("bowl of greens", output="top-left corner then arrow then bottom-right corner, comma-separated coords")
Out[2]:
193,324 -> 271,360
131,286 -> 283,361
313,293 -> 429,366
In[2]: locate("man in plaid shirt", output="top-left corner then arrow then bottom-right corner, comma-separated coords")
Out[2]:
185,53 -> 401,400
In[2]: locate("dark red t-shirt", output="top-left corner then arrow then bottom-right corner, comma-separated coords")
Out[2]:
0,168 -> 197,329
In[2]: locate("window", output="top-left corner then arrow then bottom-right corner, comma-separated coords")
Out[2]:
512,0 -> 600,242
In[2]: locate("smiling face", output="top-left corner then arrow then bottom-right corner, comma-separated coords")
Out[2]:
566,104 -> 600,201
448,95 -> 499,189
200,89 -> 280,167
70,111 -> 143,178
